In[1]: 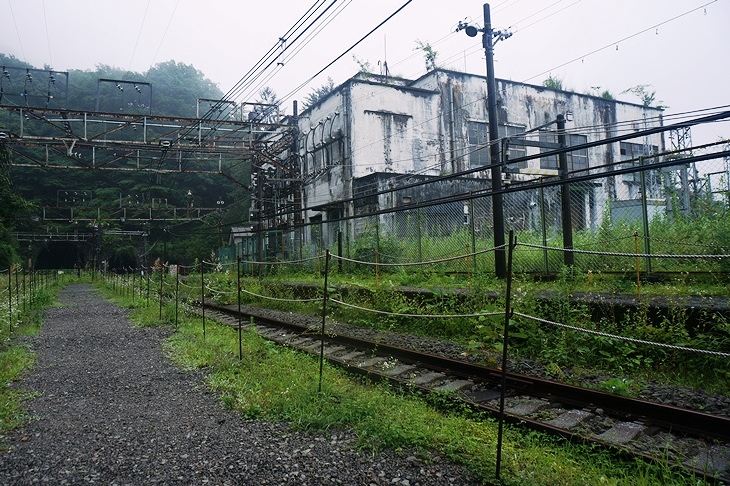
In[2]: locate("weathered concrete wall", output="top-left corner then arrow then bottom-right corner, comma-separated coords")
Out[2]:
295,69 -> 666,244
349,81 -> 441,178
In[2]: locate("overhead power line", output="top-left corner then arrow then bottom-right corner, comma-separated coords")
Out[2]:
279,0 -> 415,105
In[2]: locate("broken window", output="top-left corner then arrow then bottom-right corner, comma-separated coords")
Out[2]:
499,125 -> 527,169
467,121 -> 489,167
540,132 -> 589,173
620,142 -> 658,183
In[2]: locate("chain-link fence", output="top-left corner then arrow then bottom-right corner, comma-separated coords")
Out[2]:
224,153 -> 730,277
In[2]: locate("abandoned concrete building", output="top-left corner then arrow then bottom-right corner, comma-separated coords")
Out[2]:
251,68 -> 665,256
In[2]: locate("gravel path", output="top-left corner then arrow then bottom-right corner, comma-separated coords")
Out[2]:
0,285 -> 481,485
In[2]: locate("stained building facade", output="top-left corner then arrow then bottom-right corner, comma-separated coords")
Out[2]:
267,69 -> 664,252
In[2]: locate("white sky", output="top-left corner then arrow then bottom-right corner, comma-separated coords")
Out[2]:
2,0 -> 728,145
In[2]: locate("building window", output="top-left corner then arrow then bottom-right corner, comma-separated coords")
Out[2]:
540,132 -> 589,173
569,134 -> 588,172
620,142 -> 658,182
467,121 -> 489,167
499,125 -> 527,169
467,122 -> 527,169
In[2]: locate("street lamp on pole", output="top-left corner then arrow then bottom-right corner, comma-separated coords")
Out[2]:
457,4 -> 512,279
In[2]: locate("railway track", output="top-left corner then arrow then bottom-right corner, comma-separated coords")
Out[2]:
197,301 -> 730,483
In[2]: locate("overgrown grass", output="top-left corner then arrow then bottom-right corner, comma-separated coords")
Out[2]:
0,274 -> 64,439
164,263 -> 730,395
100,279 -> 718,485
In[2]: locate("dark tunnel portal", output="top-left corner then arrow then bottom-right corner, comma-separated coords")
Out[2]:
35,242 -> 87,270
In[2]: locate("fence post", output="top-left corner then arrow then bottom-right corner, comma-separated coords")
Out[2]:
417,207 -> 423,263
201,261 -> 206,339
496,230 -> 516,482
639,157 -> 653,274
175,268 -> 179,328
540,186 -> 549,275
338,230 -> 343,273
469,197 -> 477,273
557,114 -> 574,267
375,250 -> 380,286
634,231 -> 642,302
158,265 -> 164,320
15,269 -> 19,315
8,266 -> 12,334
22,267 -> 26,313
318,250 -> 331,393
146,270 -> 150,307
237,256 -> 242,360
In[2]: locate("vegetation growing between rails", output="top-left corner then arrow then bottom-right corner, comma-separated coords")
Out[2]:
100,279 -> 717,486
0,274 -> 65,439
166,262 -> 730,396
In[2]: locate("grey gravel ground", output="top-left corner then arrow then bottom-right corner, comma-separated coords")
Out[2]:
0,285 -> 481,485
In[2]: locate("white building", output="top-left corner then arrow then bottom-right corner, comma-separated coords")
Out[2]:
265,69 -> 665,251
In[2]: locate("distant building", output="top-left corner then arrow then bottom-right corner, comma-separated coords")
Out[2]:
257,69 -> 665,253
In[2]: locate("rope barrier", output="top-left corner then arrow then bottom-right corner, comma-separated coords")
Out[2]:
233,255 -> 324,266
204,284 -> 237,296
331,244 -> 507,267
239,287 -> 322,304
178,280 -> 197,290
647,237 -> 729,251
329,297 -> 504,319
513,311 -> 730,358
574,234 -> 637,247
517,242 -> 730,260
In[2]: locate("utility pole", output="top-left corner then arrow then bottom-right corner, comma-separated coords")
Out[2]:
483,4 -> 507,278
458,4 -> 511,278
557,114 -> 574,266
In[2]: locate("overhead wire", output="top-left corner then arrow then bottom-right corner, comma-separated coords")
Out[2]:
238,0 -> 354,106
133,0 -> 723,231
7,0 -> 27,63
214,0 -> 336,109
278,0 -> 415,105
41,0 -> 53,68
187,0 -> 340,150
147,0 -> 181,75
127,0 -> 151,76
296,0 -> 721,193
520,0 -> 718,84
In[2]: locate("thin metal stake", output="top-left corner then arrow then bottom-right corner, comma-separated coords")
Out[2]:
201,262 -> 206,339
496,230 -> 516,481
237,257 -> 242,360
8,266 -> 12,334
175,269 -> 179,328
318,250 -> 331,393
158,266 -> 163,320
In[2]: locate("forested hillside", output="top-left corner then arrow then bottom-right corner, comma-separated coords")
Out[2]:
0,53 -> 252,268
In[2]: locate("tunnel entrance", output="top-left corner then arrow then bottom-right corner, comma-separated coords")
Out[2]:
107,246 -> 139,273
35,242 -> 88,270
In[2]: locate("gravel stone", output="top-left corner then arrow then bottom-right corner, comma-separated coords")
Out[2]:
0,285 -> 481,485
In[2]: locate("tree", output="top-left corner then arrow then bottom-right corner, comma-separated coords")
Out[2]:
352,55 -> 373,76
144,60 -> 223,117
0,143 -> 33,267
249,87 -> 281,124
621,84 -> 668,110
542,74 -> 564,91
414,39 -> 438,72
302,77 -> 335,109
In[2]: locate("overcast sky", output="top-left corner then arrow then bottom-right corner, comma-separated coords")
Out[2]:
2,0 -> 728,144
